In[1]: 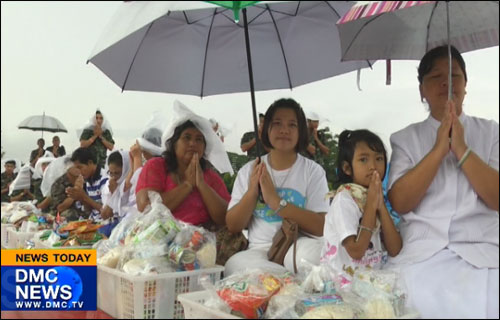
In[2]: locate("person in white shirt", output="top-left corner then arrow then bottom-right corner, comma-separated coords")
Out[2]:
321,129 -> 401,285
225,98 -> 330,276
387,45 -> 499,319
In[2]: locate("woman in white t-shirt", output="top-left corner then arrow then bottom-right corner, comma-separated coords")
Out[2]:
225,98 -> 330,276
321,129 -> 402,285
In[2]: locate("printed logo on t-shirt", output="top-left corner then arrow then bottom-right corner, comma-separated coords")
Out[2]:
253,188 -> 305,222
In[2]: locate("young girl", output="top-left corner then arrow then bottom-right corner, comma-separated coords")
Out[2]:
225,98 -> 330,276
321,129 -> 402,283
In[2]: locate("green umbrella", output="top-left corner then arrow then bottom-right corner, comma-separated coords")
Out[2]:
206,1 -> 260,22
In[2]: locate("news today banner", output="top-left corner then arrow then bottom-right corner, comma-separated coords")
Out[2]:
1,249 -> 97,311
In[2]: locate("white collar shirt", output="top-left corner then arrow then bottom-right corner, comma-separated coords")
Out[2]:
388,112 -> 499,268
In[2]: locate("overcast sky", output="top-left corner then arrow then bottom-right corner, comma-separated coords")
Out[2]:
1,1 -> 499,166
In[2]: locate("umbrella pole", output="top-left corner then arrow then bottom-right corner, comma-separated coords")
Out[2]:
242,8 -> 262,159
446,1 -> 452,101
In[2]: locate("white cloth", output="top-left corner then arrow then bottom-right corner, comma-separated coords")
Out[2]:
228,153 -> 329,247
388,112 -> 499,268
101,150 -> 131,219
321,190 -> 387,279
386,248 -> 499,319
161,100 -> 233,174
224,237 -> 323,277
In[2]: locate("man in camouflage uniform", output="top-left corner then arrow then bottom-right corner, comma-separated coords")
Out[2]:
49,166 -> 88,221
79,111 -> 115,169
1,160 -> 17,202
240,113 -> 269,160
30,138 -> 46,167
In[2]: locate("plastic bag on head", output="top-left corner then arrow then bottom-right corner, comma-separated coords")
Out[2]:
161,100 -> 233,175
33,155 -> 55,179
137,110 -> 168,156
77,109 -> 114,138
40,155 -> 73,197
8,164 -> 32,195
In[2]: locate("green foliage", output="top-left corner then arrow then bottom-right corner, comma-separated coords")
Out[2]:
223,151 -> 251,193
316,127 -> 339,190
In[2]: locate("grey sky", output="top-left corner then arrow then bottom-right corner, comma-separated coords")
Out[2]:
1,1 -> 499,166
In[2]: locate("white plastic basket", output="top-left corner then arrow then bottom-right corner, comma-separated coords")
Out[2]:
1,223 -> 15,248
33,238 -> 92,249
178,290 -> 241,319
177,290 -> 420,319
6,228 -> 37,249
98,264 -> 224,319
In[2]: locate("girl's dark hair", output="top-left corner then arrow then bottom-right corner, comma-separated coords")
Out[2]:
261,98 -> 308,153
96,110 -> 102,116
107,150 -> 123,167
418,45 -> 467,84
70,147 -> 102,182
163,120 -> 207,173
335,129 -> 387,186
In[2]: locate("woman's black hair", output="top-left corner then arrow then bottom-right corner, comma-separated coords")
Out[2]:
107,150 -> 123,167
261,98 -> 309,153
335,129 -> 387,186
418,45 -> 467,85
70,147 -> 102,182
163,120 -> 207,173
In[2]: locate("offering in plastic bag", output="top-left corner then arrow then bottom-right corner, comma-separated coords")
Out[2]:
168,223 -> 216,270
215,269 -> 287,319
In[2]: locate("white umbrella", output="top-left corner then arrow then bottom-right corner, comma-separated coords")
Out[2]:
18,112 -> 68,138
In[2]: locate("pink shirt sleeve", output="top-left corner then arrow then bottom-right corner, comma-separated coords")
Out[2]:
136,157 -> 168,193
204,169 -> 231,203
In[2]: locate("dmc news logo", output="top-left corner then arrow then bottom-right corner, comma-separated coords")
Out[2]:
1,249 -> 97,311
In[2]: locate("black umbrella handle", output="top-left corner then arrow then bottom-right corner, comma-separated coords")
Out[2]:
243,8 -> 264,202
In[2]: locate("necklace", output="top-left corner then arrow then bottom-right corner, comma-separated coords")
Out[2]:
268,153 -> 294,190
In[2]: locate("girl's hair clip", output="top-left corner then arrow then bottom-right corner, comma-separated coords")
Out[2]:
346,131 -> 352,139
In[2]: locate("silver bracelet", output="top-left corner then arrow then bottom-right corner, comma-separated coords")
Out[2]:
355,224 -> 374,242
457,147 -> 472,168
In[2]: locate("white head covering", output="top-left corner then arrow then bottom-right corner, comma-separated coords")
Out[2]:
162,100 -> 233,175
108,149 -> 131,185
40,155 -> 73,197
307,111 -> 321,121
33,156 -> 56,180
8,164 -> 32,195
136,110 -> 168,156
77,109 -> 114,138
102,150 -> 132,218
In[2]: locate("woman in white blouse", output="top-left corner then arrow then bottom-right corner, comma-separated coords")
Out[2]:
387,45 -> 499,319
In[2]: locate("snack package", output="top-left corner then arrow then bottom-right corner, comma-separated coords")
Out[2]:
215,269 -> 288,319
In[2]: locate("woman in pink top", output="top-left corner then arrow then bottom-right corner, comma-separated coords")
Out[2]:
135,120 -> 230,226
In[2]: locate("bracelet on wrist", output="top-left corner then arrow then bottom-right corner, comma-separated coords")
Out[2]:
355,224 -> 374,242
457,147 -> 472,168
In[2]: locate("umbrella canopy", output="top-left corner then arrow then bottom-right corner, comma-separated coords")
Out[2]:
18,112 -> 68,138
88,1 -> 373,97
337,1 -> 499,61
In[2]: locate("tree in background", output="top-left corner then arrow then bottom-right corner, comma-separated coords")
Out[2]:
316,127 -> 338,190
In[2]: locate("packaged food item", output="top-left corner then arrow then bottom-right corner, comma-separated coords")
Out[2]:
216,270 -> 286,319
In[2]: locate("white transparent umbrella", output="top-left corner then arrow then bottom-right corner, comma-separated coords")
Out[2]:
18,112 -> 68,138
